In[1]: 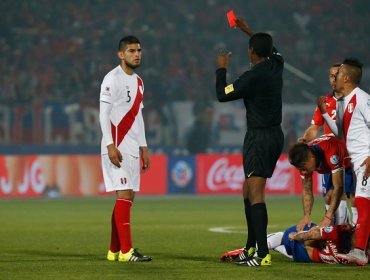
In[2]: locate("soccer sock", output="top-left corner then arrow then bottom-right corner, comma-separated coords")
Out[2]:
274,245 -> 292,259
266,232 -> 283,249
251,203 -> 268,258
109,205 -> 120,253
334,200 -> 349,225
114,199 -> 133,253
244,199 -> 256,249
351,206 -> 358,225
354,197 -> 370,250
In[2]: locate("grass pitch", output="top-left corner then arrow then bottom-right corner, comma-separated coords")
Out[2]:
0,195 -> 368,280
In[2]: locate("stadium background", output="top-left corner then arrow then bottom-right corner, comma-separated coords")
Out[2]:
1,0 -> 370,197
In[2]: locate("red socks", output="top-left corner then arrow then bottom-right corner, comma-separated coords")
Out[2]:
354,197 -> 370,250
109,205 -> 120,252
110,199 -> 133,253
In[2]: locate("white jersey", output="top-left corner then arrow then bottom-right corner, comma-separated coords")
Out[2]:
99,65 -> 147,157
336,87 -> 370,169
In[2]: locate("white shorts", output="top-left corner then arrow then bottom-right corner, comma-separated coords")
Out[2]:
101,153 -> 140,192
354,165 -> 370,198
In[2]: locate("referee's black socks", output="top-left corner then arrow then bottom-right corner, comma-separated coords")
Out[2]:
243,199 -> 256,250
251,202 -> 269,258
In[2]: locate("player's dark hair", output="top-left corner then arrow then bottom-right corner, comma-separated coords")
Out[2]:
331,63 -> 341,68
249,33 -> 272,57
118,36 -> 141,51
288,143 -> 312,169
342,58 -> 363,84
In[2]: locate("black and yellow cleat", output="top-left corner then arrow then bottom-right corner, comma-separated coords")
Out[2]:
238,253 -> 272,266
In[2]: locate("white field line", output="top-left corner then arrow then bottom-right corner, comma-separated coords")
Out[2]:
209,225 -> 279,234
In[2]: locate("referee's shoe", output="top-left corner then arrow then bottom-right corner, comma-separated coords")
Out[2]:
238,254 -> 272,267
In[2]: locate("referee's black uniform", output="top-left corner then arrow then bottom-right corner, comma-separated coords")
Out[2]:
216,47 -> 284,179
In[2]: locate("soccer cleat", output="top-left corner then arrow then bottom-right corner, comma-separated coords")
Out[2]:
336,248 -> 368,266
107,250 -> 119,261
220,248 -> 244,262
233,247 -> 256,263
238,253 -> 272,267
118,248 -> 152,262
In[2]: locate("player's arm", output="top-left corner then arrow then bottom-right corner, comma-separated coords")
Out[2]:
317,96 -> 340,137
360,101 -> 370,177
137,107 -> 150,173
99,78 -> 122,168
289,227 -> 321,241
319,169 -> 344,227
297,176 -> 314,231
99,101 -> 123,168
301,124 -> 321,143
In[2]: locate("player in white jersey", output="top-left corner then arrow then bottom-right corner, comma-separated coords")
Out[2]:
318,58 -> 370,265
99,36 -> 151,262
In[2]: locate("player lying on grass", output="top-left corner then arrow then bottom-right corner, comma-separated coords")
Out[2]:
221,224 -> 369,265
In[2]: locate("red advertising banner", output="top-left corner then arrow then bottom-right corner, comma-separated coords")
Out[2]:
0,154 -> 167,197
196,154 -> 321,195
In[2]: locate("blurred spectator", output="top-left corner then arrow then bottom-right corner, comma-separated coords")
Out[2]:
186,101 -> 218,153
0,0 -> 369,146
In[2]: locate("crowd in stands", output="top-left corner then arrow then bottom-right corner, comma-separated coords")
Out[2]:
1,0 -> 369,106
1,1 -> 369,149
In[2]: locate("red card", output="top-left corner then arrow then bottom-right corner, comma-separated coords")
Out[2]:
227,10 -> 236,27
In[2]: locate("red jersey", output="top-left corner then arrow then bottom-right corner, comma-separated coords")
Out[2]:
311,92 -> 337,135
302,135 -> 351,178
320,225 -> 352,253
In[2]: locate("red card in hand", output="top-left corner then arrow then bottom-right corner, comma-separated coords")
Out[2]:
227,10 -> 236,28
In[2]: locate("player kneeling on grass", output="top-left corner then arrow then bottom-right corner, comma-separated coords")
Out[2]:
221,224 -> 369,265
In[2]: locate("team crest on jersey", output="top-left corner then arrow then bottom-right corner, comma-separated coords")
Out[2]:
347,103 -> 354,113
324,226 -> 333,233
120,178 -> 127,185
330,155 -> 339,165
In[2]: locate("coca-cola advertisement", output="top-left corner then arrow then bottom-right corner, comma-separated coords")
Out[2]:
196,154 -> 320,195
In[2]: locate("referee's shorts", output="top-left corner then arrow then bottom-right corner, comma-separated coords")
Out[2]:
242,125 -> 284,179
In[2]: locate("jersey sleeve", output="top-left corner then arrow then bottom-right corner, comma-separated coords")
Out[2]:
99,101 -> 114,147
361,96 -> 370,128
323,143 -> 343,173
311,106 -> 324,126
100,75 -> 115,104
136,108 -> 147,147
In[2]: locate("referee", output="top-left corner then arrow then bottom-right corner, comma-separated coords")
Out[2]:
215,17 -> 284,267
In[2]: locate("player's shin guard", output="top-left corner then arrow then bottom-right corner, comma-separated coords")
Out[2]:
114,199 -> 133,254
354,197 -> 370,250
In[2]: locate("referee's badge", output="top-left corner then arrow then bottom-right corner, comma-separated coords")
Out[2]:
224,84 -> 234,95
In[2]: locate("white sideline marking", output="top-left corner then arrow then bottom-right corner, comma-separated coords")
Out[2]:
209,225 -> 278,234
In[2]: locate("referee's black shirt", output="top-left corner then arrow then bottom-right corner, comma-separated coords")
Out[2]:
216,47 -> 283,129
